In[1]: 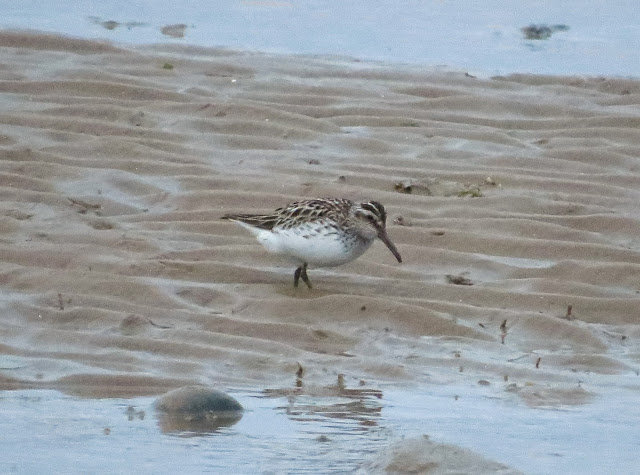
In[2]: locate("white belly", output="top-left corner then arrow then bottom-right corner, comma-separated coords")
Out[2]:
255,225 -> 372,267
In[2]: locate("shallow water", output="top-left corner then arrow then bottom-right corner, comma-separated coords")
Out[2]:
2,383 -> 638,474
0,0 -> 638,76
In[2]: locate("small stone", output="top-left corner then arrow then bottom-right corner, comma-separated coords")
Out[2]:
155,386 -> 243,434
156,386 -> 243,414
393,215 -> 411,226
161,24 -> 187,38
394,181 -> 412,193
446,274 -> 473,286
119,314 -> 150,336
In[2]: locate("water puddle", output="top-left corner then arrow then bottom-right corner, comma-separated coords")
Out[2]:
1,382 -> 638,473
476,254 -> 556,269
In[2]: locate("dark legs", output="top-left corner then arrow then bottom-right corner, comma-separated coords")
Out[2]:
293,263 -> 312,289
300,265 -> 312,288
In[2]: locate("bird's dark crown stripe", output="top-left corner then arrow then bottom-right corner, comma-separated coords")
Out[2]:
359,202 -> 386,221
369,201 -> 385,215
359,204 -> 378,214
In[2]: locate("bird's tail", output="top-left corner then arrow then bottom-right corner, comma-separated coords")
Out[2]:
222,213 -> 277,230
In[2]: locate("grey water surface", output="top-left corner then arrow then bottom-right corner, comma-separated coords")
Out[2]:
1,383 -> 638,474
0,0 -> 638,77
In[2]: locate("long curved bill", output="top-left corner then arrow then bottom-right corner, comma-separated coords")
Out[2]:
378,229 -> 402,263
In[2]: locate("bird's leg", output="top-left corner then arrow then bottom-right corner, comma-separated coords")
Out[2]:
293,264 -> 312,288
293,266 -> 302,287
300,263 -> 312,289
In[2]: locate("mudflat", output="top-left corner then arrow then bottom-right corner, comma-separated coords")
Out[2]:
1,30 -> 639,472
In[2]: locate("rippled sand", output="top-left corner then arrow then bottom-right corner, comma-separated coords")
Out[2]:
1,30 -> 639,472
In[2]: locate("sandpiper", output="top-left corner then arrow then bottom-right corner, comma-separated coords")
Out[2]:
222,198 -> 402,288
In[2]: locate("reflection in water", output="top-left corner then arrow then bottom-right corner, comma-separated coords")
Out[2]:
156,411 -> 243,436
280,398 -> 382,429
125,405 -> 145,421
263,373 -> 384,430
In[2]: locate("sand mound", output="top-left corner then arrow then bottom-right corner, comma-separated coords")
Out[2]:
360,435 -> 523,474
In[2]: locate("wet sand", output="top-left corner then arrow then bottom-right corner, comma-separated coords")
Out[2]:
1,31 -> 639,472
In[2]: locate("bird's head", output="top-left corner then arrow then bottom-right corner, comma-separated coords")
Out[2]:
351,201 -> 402,263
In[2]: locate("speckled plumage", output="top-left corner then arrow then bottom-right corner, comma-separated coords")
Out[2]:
222,198 -> 402,288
